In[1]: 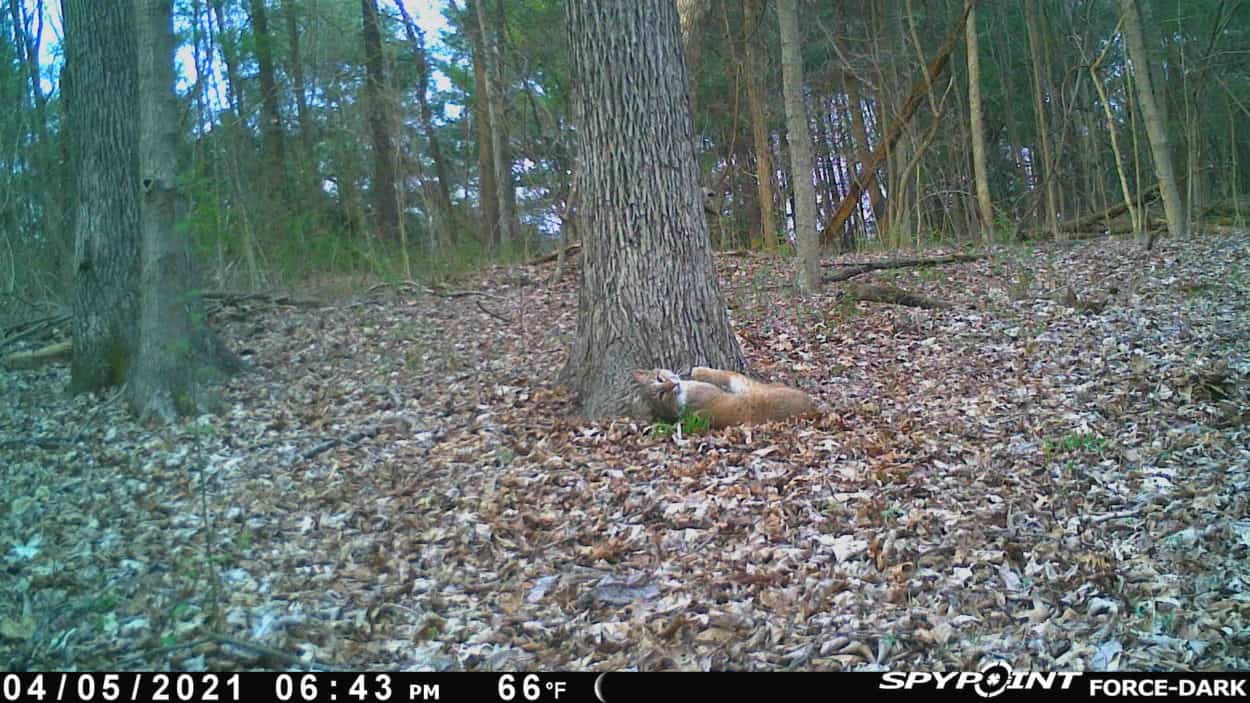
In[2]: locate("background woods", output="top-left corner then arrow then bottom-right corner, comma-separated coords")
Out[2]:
1,0 -> 1246,299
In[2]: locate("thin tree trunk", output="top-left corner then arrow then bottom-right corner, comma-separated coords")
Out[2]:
1119,0 -> 1186,247
844,72 -> 886,224
965,2 -> 993,240
63,0 -> 141,394
281,0 -> 319,207
209,0 -> 244,120
742,0 -> 777,251
395,0 -> 459,247
564,0 -> 745,419
132,0 -> 228,421
463,0 -> 500,246
1024,0 -> 1059,240
777,0 -> 821,292
820,0 -> 976,246
474,0 -> 518,247
248,0 -> 286,197
677,0 -> 710,133
362,0 -> 400,241
1089,17 -> 1139,233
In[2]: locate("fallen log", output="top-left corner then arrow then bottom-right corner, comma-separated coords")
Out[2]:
824,253 -> 984,283
2,340 -> 71,370
845,283 -> 952,310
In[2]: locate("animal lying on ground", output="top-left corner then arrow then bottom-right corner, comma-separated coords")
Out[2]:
632,366 -> 818,428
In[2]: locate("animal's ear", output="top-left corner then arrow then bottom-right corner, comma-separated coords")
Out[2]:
632,370 -> 653,384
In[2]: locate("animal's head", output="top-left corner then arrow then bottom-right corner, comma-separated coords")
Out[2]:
633,368 -> 682,419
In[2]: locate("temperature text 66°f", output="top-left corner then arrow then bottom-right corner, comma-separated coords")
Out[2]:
496,675 -> 568,702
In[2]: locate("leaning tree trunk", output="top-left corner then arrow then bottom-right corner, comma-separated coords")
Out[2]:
1119,0 -> 1186,248
63,0 -> 140,394
564,0 -> 745,419
777,0 -> 820,292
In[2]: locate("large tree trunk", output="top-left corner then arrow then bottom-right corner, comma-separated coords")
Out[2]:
777,0 -> 821,292
474,0 -> 518,248
464,0 -> 500,247
743,0 -> 777,251
132,0 -> 233,421
1119,0 -> 1186,247
362,0 -> 400,241
966,2 -> 993,240
564,0 -> 745,419
63,0 -> 140,394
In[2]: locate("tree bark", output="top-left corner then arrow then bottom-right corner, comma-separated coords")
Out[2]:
361,0 -> 400,241
965,2 -> 993,240
777,0 -> 821,292
63,0 -> 140,394
1119,0 -> 1186,247
564,0 -> 745,419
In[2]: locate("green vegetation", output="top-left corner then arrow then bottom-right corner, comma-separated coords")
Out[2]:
649,409 -> 713,438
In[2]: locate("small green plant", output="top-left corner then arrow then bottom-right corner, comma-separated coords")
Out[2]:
1043,433 -> 1109,455
649,409 -> 712,437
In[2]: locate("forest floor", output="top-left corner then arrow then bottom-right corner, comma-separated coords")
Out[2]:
2,230 -> 1249,672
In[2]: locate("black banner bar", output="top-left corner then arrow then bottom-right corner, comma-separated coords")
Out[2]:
0,671 -> 1245,703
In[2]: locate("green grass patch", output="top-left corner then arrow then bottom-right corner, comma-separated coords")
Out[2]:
649,409 -> 713,438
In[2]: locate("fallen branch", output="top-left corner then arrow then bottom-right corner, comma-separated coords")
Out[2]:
1,313 -> 69,354
824,253 -> 984,283
845,283 -> 952,310
424,287 -> 507,302
202,291 -> 322,308
527,243 -> 582,265
475,298 -> 513,323
2,340 -> 71,370
297,425 -> 382,462
1056,182 -> 1162,233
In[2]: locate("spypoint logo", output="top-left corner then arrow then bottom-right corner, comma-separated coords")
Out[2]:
976,661 -> 1012,698
880,662 -> 1081,697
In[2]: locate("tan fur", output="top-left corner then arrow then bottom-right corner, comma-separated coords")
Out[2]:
633,366 -> 818,429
